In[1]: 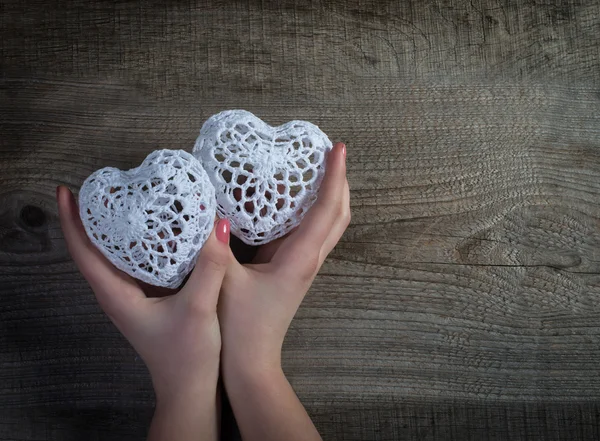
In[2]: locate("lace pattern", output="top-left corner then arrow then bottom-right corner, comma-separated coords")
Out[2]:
79,150 -> 216,288
193,110 -> 332,244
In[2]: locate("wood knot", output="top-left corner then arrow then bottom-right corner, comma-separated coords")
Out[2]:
0,193 -> 52,256
19,205 -> 46,229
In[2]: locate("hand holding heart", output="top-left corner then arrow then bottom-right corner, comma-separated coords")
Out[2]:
77,111 -> 332,287
56,110 -> 348,441
57,184 -> 230,440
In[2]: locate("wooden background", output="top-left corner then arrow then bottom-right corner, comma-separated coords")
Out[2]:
2,0 -> 600,440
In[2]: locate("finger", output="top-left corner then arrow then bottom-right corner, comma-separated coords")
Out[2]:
57,186 -> 148,324
181,218 -> 232,310
319,178 -> 351,265
273,142 -> 347,269
294,142 -> 347,245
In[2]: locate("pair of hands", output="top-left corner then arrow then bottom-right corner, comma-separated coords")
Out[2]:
57,142 -> 349,440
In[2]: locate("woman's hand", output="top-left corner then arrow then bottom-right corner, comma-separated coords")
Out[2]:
57,186 -> 230,441
218,142 -> 350,441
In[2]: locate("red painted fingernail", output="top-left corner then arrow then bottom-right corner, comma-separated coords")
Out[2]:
216,219 -> 230,244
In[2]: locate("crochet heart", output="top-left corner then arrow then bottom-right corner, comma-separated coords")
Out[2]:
193,110 -> 332,245
79,150 -> 216,288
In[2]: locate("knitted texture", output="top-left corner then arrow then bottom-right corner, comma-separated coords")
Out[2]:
79,149 -> 216,288
193,110 -> 332,245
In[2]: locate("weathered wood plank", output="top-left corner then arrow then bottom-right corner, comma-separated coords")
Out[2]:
2,402 -> 600,441
2,1 -> 600,100
2,77 -> 600,439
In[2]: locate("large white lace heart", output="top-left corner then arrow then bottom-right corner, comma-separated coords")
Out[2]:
79,150 -> 216,288
193,110 -> 332,245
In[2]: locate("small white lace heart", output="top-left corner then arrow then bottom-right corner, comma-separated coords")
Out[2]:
79,150 -> 216,288
193,110 -> 332,245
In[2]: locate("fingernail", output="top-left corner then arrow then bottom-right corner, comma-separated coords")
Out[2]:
56,186 -> 61,200
341,143 -> 346,158
216,219 -> 230,244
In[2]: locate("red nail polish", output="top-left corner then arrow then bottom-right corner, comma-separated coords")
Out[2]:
216,219 -> 230,244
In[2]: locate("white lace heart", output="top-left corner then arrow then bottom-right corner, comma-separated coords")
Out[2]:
193,110 -> 332,245
79,150 -> 216,288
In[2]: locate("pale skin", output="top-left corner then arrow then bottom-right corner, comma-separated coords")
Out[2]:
56,142 -> 350,441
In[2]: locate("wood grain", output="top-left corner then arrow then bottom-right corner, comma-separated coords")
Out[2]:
1,0 -> 600,440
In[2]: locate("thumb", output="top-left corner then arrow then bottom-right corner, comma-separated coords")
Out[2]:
180,218 -> 231,307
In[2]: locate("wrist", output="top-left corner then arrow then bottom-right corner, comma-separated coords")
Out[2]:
223,359 -> 285,397
149,374 -> 220,441
151,364 -> 220,406
222,349 -> 283,390
222,345 -> 282,380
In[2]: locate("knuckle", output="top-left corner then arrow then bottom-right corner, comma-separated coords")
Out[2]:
297,252 -> 320,281
198,248 -> 229,273
278,252 -> 320,283
342,207 -> 352,226
203,256 -> 226,273
187,297 -> 212,317
336,201 -> 351,229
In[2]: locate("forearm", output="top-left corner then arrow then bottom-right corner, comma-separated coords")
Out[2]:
147,378 -> 220,441
224,363 -> 322,441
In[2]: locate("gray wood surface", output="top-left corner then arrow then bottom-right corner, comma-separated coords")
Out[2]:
2,1 -> 600,440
